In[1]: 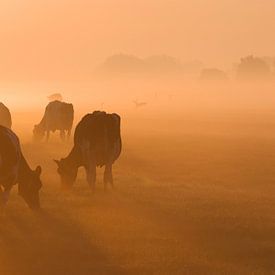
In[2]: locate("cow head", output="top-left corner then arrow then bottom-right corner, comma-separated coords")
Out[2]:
19,166 -> 42,209
33,125 -> 45,141
54,159 -> 78,189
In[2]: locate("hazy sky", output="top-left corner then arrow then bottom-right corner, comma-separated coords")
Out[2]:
0,0 -> 274,80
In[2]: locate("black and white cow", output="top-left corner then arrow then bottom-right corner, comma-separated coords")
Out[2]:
0,103 -> 12,129
0,126 -> 42,209
55,111 -> 122,191
33,100 -> 74,142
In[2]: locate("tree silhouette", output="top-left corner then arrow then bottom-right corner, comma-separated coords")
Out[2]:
236,55 -> 271,80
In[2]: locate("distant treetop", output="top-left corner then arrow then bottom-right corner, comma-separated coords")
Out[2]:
96,54 -> 183,75
236,55 -> 271,80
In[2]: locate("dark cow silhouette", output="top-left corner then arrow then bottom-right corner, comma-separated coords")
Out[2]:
34,100 -> 74,142
55,111 -> 122,191
0,126 -> 42,209
0,103 -> 12,129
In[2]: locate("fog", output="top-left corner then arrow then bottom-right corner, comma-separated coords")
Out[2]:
2,77 -> 275,143
2,78 -> 275,273
1,1 -> 275,274
0,0 -> 275,81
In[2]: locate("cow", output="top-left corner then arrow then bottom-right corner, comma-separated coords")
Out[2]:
0,103 -> 12,129
0,126 -> 42,209
54,111 -> 122,191
33,100 -> 74,142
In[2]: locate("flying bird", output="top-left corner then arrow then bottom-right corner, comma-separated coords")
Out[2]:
133,100 -> 147,108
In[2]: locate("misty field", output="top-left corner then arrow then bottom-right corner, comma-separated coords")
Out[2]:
1,0 -> 275,273
1,112 -> 275,274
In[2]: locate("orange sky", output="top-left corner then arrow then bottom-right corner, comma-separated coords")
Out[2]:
0,0 -> 274,80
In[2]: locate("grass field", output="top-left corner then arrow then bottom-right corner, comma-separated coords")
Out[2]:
1,112 -> 275,274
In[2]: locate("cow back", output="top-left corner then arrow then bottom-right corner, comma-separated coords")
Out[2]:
43,101 -> 74,131
74,112 -> 121,166
0,103 -> 12,129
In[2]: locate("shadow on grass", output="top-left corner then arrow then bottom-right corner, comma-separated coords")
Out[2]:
0,209 -> 125,275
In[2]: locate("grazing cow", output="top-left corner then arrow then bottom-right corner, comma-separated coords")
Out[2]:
55,111 -> 122,191
0,126 -> 42,209
0,103 -> 12,129
33,100 -> 74,142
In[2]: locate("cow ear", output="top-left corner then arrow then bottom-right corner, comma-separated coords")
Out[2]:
54,159 -> 60,166
35,166 -> 42,176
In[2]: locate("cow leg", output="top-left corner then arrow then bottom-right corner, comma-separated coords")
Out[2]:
0,186 -> 3,215
0,185 -> 11,208
60,130 -> 65,141
67,129 -> 72,141
0,186 -> 3,207
46,130 -> 50,142
0,186 -> 11,217
86,162 -> 96,192
104,163 -> 113,191
2,187 -> 11,205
